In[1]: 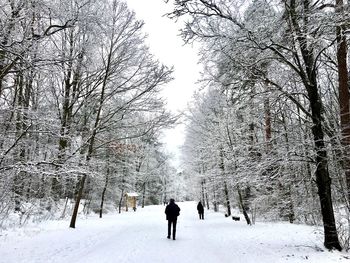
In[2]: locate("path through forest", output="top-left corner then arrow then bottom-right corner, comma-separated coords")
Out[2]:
0,202 -> 346,262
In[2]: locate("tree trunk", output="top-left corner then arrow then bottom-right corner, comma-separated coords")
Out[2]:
204,179 -> 210,209
163,178 -> 167,205
287,0 -> 342,250
281,111 -> 295,223
99,174 -> 109,218
201,179 -> 206,207
335,0 -> 350,208
310,108 -> 341,250
306,79 -> 341,249
118,188 -> 125,214
142,182 -> 146,208
264,96 -> 272,151
205,192 -> 209,210
238,186 -> 251,225
223,181 -> 231,216
287,185 -> 295,223
213,187 -> 218,212
13,69 -> 27,212
219,148 -> 231,216
69,174 -> 86,228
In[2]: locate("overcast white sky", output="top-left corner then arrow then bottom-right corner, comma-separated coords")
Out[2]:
126,0 -> 202,169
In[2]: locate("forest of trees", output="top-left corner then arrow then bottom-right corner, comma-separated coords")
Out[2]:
0,0 -> 182,229
1,0 -> 350,254
167,0 -> 350,251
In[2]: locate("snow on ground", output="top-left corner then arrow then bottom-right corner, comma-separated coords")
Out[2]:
0,201 -> 348,263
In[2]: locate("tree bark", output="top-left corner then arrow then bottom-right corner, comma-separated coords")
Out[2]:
99,173 -> 109,218
205,190 -> 210,210
335,0 -> 350,208
142,182 -> 146,208
213,188 -> 218,212
281,111 -> 295,223
69,174 -> 86,228
219,147 -> 231,216
264,96 -> 272,151
309,87 -> 341,250
13,68 -> 28,212
201,179 -> 206,207
238,186 -> 251,225
118,188 -> 125,214
223,181 -> 231,216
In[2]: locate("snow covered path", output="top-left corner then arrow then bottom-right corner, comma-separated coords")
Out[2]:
0,201 -> 347,263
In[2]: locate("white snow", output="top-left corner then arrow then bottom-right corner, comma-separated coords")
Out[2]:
0,202 -> 348,263
126,193 -> 139,197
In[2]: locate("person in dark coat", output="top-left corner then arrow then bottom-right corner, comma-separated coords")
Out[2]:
165,198 -> 180,240
197,201 -> 204,220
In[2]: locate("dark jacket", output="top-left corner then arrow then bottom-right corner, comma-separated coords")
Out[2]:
197,202 -> 204,214
165,201 -> 180,221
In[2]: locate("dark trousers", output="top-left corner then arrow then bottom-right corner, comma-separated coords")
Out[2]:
167,219 -> 177,239
199,213 -> 204,220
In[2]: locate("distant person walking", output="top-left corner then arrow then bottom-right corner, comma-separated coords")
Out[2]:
165,198 -> 180,240
197,201 -> 204,220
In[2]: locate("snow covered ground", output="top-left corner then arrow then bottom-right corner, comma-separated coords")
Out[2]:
0,201 -> 348,263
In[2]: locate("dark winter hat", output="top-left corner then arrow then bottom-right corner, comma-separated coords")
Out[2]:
170,198 -> 175,203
